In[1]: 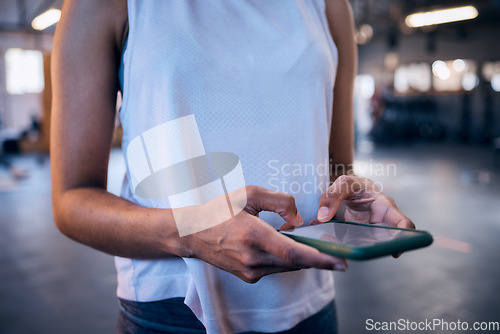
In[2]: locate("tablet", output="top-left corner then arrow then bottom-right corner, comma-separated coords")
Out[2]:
280,220 -> 433,260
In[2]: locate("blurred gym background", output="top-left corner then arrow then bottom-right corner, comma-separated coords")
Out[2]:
0,1 -> 499,333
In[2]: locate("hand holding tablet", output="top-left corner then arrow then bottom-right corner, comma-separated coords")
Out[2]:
280,220 -> 433,260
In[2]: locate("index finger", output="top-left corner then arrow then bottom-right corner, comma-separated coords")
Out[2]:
254,224 -> 348,271
384,205 -> 415,230
317,175 -> 367,222
244,186 -> 303,230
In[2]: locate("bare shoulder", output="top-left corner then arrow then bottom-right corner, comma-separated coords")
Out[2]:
51,0 -> 128,194
57,0 -> 127,50
324,0 -> 355,42
52,0 -> 128,88
324,0 -> 352,19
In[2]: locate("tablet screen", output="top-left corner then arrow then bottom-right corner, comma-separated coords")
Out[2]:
282,222 -> 418,246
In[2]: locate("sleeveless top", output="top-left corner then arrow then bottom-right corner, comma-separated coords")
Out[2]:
116,1 -> 338,333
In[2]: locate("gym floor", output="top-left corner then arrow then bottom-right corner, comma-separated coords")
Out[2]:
1,143 -> 499,334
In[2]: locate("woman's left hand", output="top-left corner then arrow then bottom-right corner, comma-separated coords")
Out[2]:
316,175 -> 415,230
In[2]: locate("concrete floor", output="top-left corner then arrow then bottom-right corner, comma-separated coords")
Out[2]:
0,143 -> 499,334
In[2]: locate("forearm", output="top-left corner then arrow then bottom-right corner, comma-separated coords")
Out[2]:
329,160 -> 355,184
326,0 -> 357,183
329,166 -> 354,220
53,187 -> 189,259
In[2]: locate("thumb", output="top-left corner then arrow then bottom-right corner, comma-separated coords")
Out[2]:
317,176 -> 357,222
317,193 -> 342,223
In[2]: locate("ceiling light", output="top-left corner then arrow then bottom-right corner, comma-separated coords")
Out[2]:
462,73 -> 479,91
491,74 -> 500,92
31,9 -> 61,31
355,24 -> 374,45
432,60 -> 451,80
405,5 -> 478,28
384,52 -> 399,71
452,59 -> 466,72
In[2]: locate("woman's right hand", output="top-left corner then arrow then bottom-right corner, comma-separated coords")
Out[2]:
182,185 -> 348,283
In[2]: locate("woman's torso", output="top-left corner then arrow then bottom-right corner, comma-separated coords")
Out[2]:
117,1 -> 338,333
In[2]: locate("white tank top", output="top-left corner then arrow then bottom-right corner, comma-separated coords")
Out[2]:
117,1 -> 338,333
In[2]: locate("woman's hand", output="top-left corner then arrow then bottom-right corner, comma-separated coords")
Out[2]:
184,185 -> 348,283
316,175 -> 415,230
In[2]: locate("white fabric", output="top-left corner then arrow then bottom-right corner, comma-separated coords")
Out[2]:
117,0 -> 338,333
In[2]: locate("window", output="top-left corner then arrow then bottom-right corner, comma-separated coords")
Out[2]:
5,48 -> 45,95
394,62 -> 431,93
355,74 -> 375,99
432,59 -> 478,92
482,61 -> 500,92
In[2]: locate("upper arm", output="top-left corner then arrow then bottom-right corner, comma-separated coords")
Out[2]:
325,0 -> 357,169
51,0 -> 127,201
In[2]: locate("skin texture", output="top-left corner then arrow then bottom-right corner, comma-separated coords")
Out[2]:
321,0 -> 415,256
51,0 -> 412,284
326,0 -> 356,170
322,0 -> 414,228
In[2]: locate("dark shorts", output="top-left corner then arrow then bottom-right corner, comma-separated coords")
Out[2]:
116,297 -> 338,334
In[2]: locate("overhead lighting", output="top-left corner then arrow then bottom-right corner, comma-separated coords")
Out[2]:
491,74 -> 500,92
355,24 -> 374,45
405,5 -> 478,28
452,59 -> 466,72
31,8 -> 61,30
432,60 -> 451,80
462,73 -> 479,91
384,52 -> 399,71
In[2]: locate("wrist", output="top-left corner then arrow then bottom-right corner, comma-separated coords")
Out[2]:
162,200 -> 220,259
150,207 -> 194,258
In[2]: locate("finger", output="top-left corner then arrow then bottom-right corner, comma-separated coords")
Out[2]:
278,224 -> 295,232
237,266 -> 305,284
278,216 -> 300,232
396,218 -> 415,229
317,175 -> 362,222
256,243 -> 344,270
384,206 -> 415,229
247,250 -> 308,269
256,226 -> 347,271
243,257 -> 350,283
310,219 -> 323,226
246,186 -> 303,228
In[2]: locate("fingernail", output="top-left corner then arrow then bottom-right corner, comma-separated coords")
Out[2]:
317,207 -> 329,220
333,264 -> 346,271
297,212 -> 304,226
